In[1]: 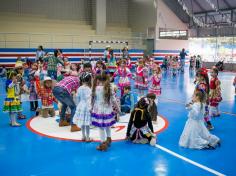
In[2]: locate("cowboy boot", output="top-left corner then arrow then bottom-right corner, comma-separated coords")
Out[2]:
106,137 -> 112,147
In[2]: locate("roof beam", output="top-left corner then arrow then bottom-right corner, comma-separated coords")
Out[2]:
193,0 -> 206,12
194,7 -> 236,15
222,0 -> 232,9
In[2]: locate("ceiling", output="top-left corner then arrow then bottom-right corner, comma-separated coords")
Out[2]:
162,0 -> 236,37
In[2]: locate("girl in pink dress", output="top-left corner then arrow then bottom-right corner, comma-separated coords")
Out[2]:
135,59 -> 148,98
149,64 -> 162,99
113,59 -> 132,97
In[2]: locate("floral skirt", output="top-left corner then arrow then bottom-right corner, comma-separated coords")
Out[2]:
3,98 -> 22,113
118,77 -> 130,88
135,75 -> 148,90
149,85 -> 161,96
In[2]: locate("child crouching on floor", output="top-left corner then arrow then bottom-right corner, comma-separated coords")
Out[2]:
147,93 -> 158,124
120,85 -> 133,114
38,77 -> 57,118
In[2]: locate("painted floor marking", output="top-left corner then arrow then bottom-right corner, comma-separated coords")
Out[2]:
155,144 -> 226,176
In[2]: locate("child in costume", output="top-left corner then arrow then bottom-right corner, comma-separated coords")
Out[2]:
194,68 -> 214,130
91,72 -> 120,151
179,90 -> 220,149
14,62 -> 27,119
38,77 -> 57,118
113,59 -> 132,96
171,57 -> 178,76
73,72 -> 92,142
135,59 -> 148,98
209,67 -> 222,117
120,86 -> 133,114
43,49 -> 64,80
148,64 -> 161,104
147,93 -> 158,124
3,71 -> 22,126
29,63 -> 39,111
126,97 -> 156,146
95,61 -> 106,75
189,56 -> 195,70
233,76 -> 236,94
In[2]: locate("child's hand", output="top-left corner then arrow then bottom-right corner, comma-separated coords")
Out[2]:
12,77 -> 17,84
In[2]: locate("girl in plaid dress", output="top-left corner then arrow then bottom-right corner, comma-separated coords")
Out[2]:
73,72 -> 92,142
135,59 -> 148,98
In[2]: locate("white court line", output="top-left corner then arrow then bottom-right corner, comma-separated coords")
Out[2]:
155,144 -> 226,176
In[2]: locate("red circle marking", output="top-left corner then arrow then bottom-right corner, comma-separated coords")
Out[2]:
26,115 -> 169,142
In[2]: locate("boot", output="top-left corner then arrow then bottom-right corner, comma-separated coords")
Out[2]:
106,137 -> 112,147
59,120 -> 70,127
96,142 -> 108,151
71,124 -> 81,132
206,121 -> 214,130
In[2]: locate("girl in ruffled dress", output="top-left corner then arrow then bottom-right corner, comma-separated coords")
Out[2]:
179,90 -> 220,149
113,59 -> 132,97
73,72 -> 92,142
91,72 -> 120,151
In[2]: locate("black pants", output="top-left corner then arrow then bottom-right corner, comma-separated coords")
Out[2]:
30,101 -> 38,111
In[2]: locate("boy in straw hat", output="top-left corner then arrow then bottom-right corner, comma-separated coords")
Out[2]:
38,77 -> 57,118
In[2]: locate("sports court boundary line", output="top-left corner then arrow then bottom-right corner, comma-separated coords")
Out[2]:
155,144 -> 226,176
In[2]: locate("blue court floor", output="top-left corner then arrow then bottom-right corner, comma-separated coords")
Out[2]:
0,68 -> 235,176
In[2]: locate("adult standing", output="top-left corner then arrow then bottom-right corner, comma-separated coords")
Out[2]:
122,46 -> 129,59
36,45 -> 45,62
53,76 -> 81,132
44,49 -> 64,80
179,48 -> 188,73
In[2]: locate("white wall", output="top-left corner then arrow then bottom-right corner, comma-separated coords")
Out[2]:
155,0 -> 189,50
128,0 -> 157,33
106,0 -> 128,26
0,0 -> 92,23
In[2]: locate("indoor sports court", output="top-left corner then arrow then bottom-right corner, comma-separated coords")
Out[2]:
0,0 -> 235,176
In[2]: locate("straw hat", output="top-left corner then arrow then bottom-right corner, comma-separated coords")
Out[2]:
15,61 -> 24,68
43,76 -> 52,82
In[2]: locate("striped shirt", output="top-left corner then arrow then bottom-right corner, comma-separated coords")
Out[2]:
56,76 -> 79,94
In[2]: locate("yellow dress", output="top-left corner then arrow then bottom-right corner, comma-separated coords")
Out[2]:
3,80 -> 22,113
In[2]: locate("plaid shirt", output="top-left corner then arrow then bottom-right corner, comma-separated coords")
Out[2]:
44,56 -> 64,71
39,87 -> 57,107
56,76 -> 79,94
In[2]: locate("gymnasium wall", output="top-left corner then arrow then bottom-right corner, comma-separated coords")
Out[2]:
0,0 -> 92,23
155,0 -> 189,50
107,0 -> 128,27
128,0 -> 156,33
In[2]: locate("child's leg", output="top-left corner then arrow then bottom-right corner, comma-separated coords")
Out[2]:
81,125 -> 86,140
99,128 -> 106,142
41,109 -> 49,118
120,87 -> 124,97
105,127 -> 111,138
10,113 -> 21,126
105,127 -> 112,146
48,108 -> 55,117
85,125 -> 90,140
35,101 -> 38,110
30,102 -> 34,111
215,105 -> 220,116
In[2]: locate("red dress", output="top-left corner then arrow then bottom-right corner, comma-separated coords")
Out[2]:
209,77 -> 222,107
135,66 -> 148,90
